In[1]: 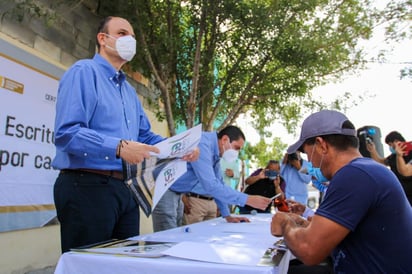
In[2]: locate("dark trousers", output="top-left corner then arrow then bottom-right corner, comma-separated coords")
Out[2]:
288,257 -> 334,274
54,171 -> 139,253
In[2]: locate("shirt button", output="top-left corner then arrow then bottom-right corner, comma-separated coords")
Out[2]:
84,153 -> 87,157
105,156 -> 109,160
127,120 -> 130,123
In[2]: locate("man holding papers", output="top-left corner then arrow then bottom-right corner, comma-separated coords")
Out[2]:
152,125 -> 271,232
52,16 -> 198,253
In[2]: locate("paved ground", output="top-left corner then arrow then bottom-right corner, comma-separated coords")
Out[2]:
25,266 -> 55,274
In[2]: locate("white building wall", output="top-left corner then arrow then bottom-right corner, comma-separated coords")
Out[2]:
0,1 -> 167,273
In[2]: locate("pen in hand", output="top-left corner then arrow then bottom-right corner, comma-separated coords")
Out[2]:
270,193 -> 282,201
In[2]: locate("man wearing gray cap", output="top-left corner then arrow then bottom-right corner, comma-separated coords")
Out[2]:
271,110 -> 412,273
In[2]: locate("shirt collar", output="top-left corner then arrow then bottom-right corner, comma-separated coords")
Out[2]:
93,54 -> 126,85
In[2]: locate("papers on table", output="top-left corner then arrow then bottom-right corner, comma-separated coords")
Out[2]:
161,241 -> 267,266
131,214 -> 289,267
71,239 -> 176,258
159,238 -> 289,267
123,124 -> 202,216
70,214 -> 290,270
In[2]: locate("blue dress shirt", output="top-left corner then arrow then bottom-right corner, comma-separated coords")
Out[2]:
52,54 -> 164,171
170,132 -> 248,217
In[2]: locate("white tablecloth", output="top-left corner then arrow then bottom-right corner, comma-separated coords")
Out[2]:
54,214 -> 291,274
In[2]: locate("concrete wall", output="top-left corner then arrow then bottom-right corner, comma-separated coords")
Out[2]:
0,1 -> 167,273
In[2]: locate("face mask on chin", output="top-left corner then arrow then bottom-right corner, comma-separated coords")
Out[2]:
307,144 -> 328,182
222,141 -> 239,163
105,34 -> 136,61
306,162 -> 328,183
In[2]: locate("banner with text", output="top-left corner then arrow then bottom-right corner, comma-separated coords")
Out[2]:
0,53 -> 59,232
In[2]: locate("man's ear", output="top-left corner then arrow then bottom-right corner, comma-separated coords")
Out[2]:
315,137 -> 328,154
97,33 -> 107,48
222,135 -> 230,143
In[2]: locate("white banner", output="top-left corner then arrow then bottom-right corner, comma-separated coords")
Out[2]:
0,53 -> 59,232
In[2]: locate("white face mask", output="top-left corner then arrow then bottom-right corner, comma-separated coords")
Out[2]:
222,141 -> 239,163
105,34 -> 136,61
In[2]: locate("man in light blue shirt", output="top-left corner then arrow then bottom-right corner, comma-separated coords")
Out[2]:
152,126 -> 271,231
52,16 -> 198,253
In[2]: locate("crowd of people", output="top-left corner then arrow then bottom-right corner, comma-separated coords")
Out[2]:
51,15 -> 412,273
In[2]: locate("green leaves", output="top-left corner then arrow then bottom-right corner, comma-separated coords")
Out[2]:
8,0 -> 410,138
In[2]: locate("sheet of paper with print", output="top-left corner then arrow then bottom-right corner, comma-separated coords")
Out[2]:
151,123 -> 202,159
151,159 -> 187,210
123,124 -> 202,217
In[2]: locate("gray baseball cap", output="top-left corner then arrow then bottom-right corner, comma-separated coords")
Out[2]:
287,110 -> 357,153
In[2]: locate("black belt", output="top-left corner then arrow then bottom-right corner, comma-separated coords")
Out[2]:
187,192 -> 214,201
60,168 -> 124,180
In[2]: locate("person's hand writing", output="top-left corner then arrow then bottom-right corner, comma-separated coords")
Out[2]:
225,216 -> 250,223
246,195 -> 271,211
271,212 -> 308,237
287,199 -> 306,216
181,147 -> 200,162
288,213 -> 310,227
119,141 -> 160,164
271,211 -> 289,237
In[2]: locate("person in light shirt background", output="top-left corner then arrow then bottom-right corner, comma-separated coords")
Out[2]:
280,152 -> 312,204
219,155 -> 241,214
220,155 -> 241,190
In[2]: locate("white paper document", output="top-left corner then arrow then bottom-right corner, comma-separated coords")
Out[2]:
152,124 -> 202,159
123,124 -> 202,216
161,241 -> 267,266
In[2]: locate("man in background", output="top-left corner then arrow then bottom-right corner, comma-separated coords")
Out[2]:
152,125 -> 271,231
238,160 -> 285,213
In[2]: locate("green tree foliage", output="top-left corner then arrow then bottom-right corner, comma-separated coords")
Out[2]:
243,137 -> 287,168
95,0 -> 410,136
6,0 -> 411,141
